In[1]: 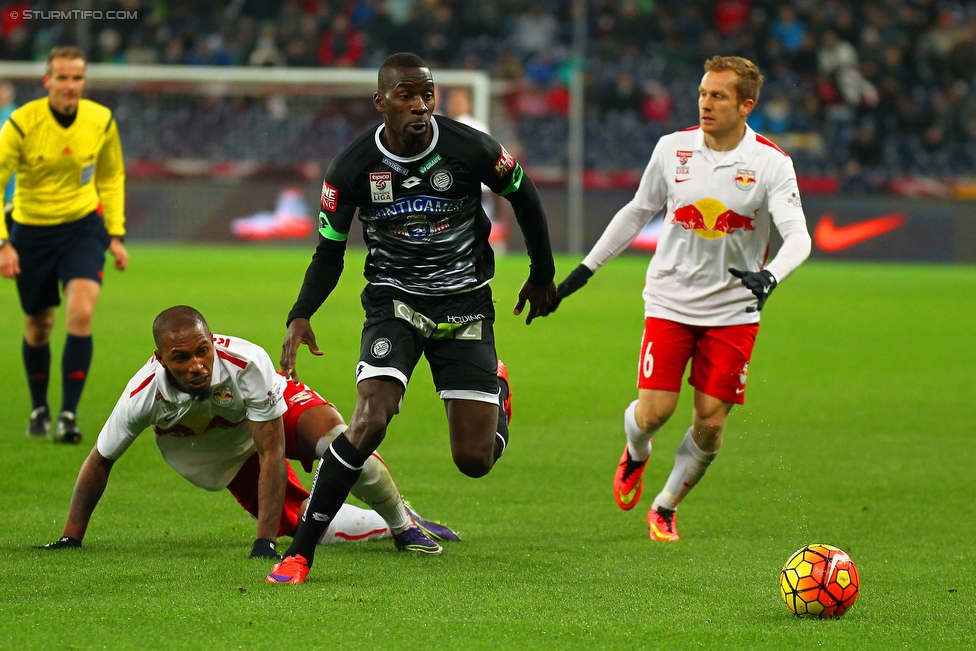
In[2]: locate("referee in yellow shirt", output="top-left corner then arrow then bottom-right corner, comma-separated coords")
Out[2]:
0,47 -> 129,443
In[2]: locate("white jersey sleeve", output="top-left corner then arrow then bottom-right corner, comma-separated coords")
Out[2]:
763,156 -> 812,283
582,141 -> 670,272
217,340 -> 287,423
96,362 -> 157,460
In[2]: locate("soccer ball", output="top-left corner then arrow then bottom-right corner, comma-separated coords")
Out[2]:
779,544 -> 859,618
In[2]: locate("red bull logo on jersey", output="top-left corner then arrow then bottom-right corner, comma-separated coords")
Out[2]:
672,198 -> 755,240
734,169 -> 757,190
212,388 -> 234,406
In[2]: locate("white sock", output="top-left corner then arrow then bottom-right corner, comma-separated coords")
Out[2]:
318,504 -> 390,544
652,428 -> 718,511
349,453 -> 412,532
314,424 -> 348,459
314,425 -> 412,533
624,400 -> 659,462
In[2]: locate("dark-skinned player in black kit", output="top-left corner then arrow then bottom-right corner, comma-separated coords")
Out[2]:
268,53 -> 556,584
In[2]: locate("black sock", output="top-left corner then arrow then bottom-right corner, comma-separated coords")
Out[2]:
494,381 -> 510,461
23,340 -> 50,411
61,334 -> 93,414
284,433 -> 370,567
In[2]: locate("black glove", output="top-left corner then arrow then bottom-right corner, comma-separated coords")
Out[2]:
249,538 -> 281,560
35,536 -> 82,550
729,268 -> 777,312
550,264 -> 594,313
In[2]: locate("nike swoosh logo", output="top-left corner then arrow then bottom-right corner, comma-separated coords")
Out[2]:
675,178 -> 692,183
814,212 -> 906,252
735,388 -> 745,394
618,487 -> 638,504
163,412 -> 179,422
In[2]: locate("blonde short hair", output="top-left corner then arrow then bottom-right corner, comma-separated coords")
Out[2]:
703,56 -> 764,104
46,46 -> 87,75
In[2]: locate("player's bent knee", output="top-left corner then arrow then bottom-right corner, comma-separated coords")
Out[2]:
635,401 -> 675,431
452,451 -> 493,478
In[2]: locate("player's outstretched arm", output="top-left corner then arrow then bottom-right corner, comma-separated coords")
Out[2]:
547,263 -> 594,314
728,268 -> 777,312
249,417 -> 287,559
280,318 -> 323,382
37,447 -> 116,549
500,171 -> 556,323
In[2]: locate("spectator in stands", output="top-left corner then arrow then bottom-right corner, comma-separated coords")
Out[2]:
601,73 -> 643,117
818,30 -> 859,76
317,13 -> 364,67
249,24 -> 287,67
713,0 -> 751,36
916,9 -> 968,81
641,81 -> 674,125
510,5 -> 559,57
770,6 -> 807,55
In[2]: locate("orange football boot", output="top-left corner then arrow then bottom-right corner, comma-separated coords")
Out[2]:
647,508 -> 680,542
496,360 -> 513,425
613,446 -> 648,510
266,554 -> 311,584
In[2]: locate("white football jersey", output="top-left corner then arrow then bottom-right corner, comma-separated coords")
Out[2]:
583,125 -> 808,326
96,335 -> 288,491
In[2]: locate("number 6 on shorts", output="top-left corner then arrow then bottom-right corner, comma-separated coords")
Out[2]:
642,341 -> 654,379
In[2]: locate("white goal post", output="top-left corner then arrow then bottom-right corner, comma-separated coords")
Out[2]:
0,62 -> 491,125
0,63 -> 493,243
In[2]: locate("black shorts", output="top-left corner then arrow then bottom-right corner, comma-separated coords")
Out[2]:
357,283 -> 499,402
10,211 -> 110,316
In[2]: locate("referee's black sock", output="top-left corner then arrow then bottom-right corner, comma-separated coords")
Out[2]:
284,433 -> 370,567
61,334 -> 92,415
22,340 -> 50,411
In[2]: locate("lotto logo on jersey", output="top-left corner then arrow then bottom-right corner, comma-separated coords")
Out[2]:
494,145 -> 515,178
321,181 -> 338,212
734,169 -> 757,190
370,172 -> 394,203
672,198 -> 755,240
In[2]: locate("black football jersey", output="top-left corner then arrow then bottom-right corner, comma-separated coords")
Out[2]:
317,115 -> 524,295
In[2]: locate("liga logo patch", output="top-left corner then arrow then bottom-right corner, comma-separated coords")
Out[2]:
371,337 -> 392,358
321,181 -> 338,211
370,172 -> 393,203
494,145 -> 515,178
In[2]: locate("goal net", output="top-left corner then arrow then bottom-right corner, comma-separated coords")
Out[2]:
0,62 -> 490,244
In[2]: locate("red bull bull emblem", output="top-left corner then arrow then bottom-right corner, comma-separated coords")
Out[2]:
212,388 -> 234,406
672,198 -> 755,239
734,169 -> 757,191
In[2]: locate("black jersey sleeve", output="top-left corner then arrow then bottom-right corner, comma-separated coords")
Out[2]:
502,171 -> 555,286
286,159 -> 359,324
463,130 -> 555,286
286,236 -> 347,324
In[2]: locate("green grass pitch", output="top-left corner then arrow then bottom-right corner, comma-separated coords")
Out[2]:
1,245 -> 974,649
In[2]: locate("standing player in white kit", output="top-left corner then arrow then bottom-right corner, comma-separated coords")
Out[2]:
551,56 -> 812,541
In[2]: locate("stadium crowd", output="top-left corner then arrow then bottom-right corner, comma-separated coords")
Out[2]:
2,0 -> 975,189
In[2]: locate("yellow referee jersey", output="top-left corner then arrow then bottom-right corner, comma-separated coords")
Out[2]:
0,97 -> 125,240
